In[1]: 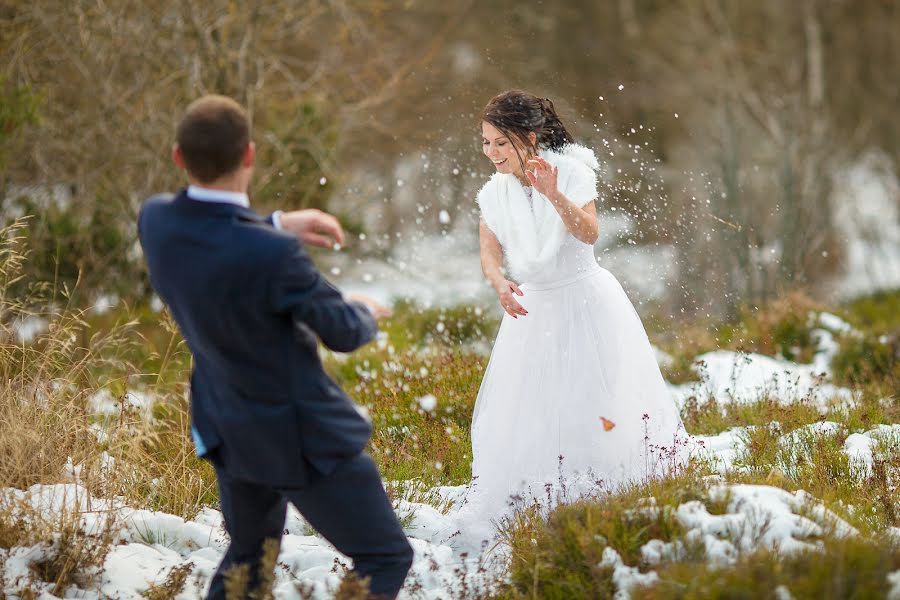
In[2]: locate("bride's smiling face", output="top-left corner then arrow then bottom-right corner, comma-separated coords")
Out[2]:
482,121 -> 533,178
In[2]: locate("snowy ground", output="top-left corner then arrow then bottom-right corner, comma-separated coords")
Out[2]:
3,425 -> 898,600
2,312 -> 898,599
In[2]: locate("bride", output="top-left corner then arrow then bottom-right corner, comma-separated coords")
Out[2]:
456,90 -> 688,548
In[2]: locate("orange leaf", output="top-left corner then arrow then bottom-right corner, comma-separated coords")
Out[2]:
600,417 -> 616,431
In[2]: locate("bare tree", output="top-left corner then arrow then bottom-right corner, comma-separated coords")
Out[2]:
0,0 -> 466,297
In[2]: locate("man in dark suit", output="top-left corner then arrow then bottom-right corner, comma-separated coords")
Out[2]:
138,95 -> 413,599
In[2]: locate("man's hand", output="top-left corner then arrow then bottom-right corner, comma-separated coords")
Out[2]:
278,209 -> 346,249
347,293 -> 392,320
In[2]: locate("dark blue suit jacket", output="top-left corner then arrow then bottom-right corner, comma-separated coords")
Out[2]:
138,189 -> 376,488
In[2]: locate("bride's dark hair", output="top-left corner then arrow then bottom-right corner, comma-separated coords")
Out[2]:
481,90 -> 574,175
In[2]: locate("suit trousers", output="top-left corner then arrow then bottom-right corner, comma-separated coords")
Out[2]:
206,453 -> 414,599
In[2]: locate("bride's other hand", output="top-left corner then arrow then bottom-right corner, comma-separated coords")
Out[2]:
525,156 -> 559,198
494,280 -> 527,318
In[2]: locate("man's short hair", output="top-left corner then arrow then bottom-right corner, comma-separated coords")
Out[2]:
176,95 -> 249,183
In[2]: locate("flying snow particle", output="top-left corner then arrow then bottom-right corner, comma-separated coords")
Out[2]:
418,394 -> 437,412
330,267 -> 341,276
618,84 -> 624,90
332,243 -> 342,251
319,177 -> 327,185
362,273 -> 374,283
439,210 -> 451,225
436,322 -> 446,333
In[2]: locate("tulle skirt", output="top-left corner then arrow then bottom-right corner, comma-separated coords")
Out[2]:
454,266 -> 688,550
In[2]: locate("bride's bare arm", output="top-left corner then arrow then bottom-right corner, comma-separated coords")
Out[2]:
479,220 -> 506,290
480,220 -> 528,318
546,196 -> 598,245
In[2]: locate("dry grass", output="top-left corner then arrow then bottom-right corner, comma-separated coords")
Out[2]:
28,515 -> 116,597
222,538 -> 279,600
141,563 -> 194,600
0,222 -> 118,498
0,490 -> 117,597
100,394 -> 219,518
1,220 -> 216,519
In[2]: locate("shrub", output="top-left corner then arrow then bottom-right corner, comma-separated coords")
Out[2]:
327,345 -> 485,487
379,299 -> 499,351
635,536 -> 900,599
720,291 -> 824,363
843,289 -> 900,333
496,471 -> 709,599
831,331 -> 899,388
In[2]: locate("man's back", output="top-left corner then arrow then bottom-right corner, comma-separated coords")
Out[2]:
139,190 -> 374,487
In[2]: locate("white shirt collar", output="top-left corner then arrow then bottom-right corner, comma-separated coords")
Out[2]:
186,185 -> 250,208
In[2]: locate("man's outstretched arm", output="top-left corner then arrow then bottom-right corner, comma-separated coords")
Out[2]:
269,240 -> 383,353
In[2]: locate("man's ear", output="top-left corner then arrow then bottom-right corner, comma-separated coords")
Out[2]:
172,143 -> 186,169
528,131 -> 537,147
243,142 -> 255,168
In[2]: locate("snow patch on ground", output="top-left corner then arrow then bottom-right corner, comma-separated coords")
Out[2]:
667,312 -> 859,413
843,425 -> 900,477
0,482 -> 491,600
668,350 -> 855,412
692,422 -> 896,477
88,389 -> 157,418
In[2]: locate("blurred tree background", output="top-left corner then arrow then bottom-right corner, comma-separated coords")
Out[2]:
1,0 -> 897,317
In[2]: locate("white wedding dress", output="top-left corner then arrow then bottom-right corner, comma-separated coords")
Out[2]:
452,144 -> 688,551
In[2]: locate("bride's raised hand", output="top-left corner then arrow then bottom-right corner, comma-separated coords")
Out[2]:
494,279 -> 527,318
526,156 -> 559,198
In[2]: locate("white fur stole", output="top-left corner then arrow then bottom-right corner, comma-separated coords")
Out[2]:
476,143 -> 600,282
